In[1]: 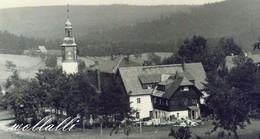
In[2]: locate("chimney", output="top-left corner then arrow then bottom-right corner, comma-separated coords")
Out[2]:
175,71 -> 179,79
96,68 -> 101,93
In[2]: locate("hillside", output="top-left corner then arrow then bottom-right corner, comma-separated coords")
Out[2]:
0,5 -> 195,40
85,0 -> 260,51
0,54 -> 44,84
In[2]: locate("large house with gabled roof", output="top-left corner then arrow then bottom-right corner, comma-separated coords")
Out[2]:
118,62 -> 206,121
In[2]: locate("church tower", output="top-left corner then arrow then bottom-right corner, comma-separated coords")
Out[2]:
61,5 -> 78,74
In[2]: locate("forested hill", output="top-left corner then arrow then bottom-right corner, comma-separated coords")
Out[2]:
0,31 -> 59,54
85,0 -> 260,51
0,5 -> 194,40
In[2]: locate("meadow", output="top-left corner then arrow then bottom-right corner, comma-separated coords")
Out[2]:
0,54 -> 44,84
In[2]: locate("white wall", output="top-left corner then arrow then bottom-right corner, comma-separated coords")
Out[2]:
169,110 -> 189,120
130,95 -> 153,119
62,62 -> 78,74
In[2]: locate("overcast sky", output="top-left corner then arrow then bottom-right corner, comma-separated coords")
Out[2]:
0,0 -> 224,9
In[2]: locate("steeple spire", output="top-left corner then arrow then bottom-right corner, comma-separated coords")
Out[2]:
67,4 -> 70,19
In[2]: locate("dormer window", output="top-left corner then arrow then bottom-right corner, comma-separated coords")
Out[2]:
181,86 -> 189,92
142,84 -> 148,89
157,85 -> 165,91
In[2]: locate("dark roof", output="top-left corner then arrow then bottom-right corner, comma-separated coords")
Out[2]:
161,76 -> 193,99
119,63 -> 206,96
138,74 -> 161,84
91,55 -> 141,74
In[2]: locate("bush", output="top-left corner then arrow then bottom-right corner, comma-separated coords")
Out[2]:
169,126 -> 192,139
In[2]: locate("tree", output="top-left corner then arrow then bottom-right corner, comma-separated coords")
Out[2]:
78,59 -> 86,72
169,126 -> 192,139
147,52 -> 161,65
204,56 -> 257,138
5,60 -> 16,70
45,55 -> 57,68
98,78 -> 131,127
253,38 -> 260,50
65,71 -> 98,128
5,71 -> 41,124
218,37 -> 243,56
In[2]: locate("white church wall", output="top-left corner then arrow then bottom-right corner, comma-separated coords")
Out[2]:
62,62 -> 78,74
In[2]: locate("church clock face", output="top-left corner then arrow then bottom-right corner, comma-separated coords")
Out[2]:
65,47 -> 74,60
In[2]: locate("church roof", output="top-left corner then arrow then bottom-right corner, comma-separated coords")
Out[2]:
65,19 -> 72,28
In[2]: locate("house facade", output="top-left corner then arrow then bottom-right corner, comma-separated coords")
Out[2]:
118,63 -> 206,121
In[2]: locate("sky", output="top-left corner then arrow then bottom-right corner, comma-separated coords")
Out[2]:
0,0 -> 225,9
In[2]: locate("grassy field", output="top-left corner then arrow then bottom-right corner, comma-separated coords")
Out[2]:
0,54 -> 44,84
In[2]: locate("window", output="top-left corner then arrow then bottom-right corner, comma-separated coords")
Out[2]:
157,85 -> 165,91
142,84 -> 148,89
149,111 -> 153,118
154,97 -> 157,104
181,86 -> 189,92
192,99 -> 197,104
182,98 -> 188,105
166,100 -> 169,106
136,112 -> 140,119
159,99 -> 161,105
137,98 -> 141,103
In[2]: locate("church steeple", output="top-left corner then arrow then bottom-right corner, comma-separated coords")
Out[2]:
61,4 -> 78,74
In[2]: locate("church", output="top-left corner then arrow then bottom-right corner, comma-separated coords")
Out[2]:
61,6 -> 78,74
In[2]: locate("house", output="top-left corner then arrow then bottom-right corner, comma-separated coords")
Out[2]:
118,62 -> 206,121
38,46 -> 48,54
90,54 -> 141,74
